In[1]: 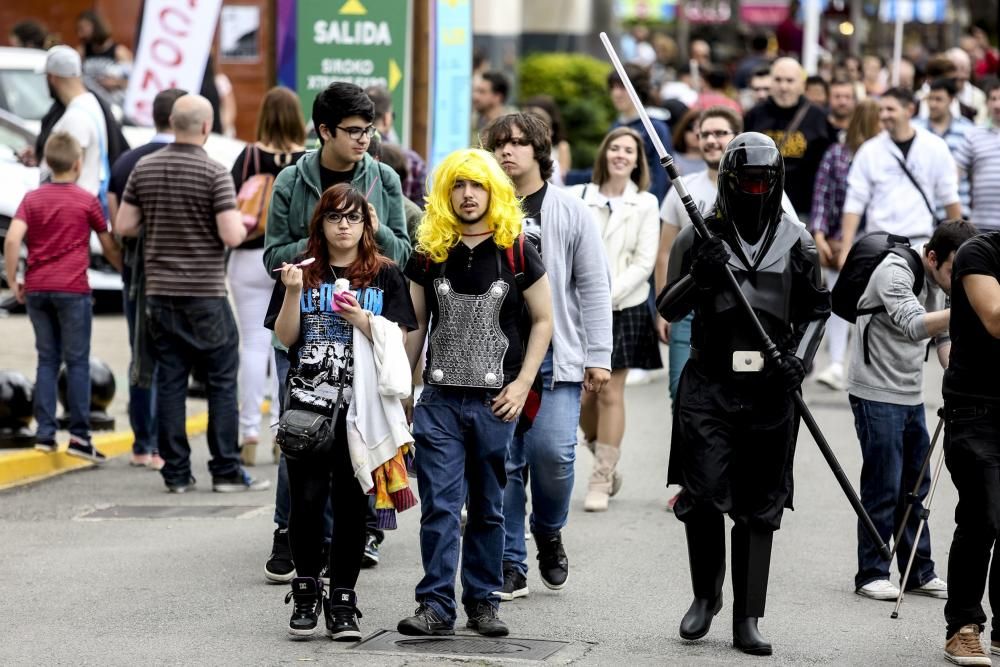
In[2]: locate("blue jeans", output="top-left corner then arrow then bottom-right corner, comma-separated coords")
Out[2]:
412,385 -> 515,623
26,292 -> 92,442
668,312 -> 693,402
146,296 -> 241,486
503,351 -> 583,575
850,396 -> 937,589
122,267 -> 156,455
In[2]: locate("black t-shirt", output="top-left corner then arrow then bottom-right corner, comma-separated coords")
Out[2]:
231,146 -> 307,250
521,182 -> 547,256
404,238 -> 545,386
893,136 -> 915,160
109,141 -> 169,201
320,163 -> 355,194
943,232 -> 1000,402
264,263 -> 417,415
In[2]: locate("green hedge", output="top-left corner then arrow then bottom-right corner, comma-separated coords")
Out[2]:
518,53 -> 616,170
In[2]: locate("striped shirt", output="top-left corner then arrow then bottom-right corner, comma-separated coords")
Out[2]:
122,143 -> 237,296
914,116 -> 972,219
14,182 -> 107,294
953,126 -> 1000,231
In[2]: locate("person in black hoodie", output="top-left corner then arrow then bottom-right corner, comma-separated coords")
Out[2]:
743,57 -> 835,223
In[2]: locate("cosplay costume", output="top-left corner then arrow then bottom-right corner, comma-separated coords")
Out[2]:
659,133 -> 830,654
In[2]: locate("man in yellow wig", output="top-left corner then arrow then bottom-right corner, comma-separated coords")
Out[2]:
399,148 -> 553,638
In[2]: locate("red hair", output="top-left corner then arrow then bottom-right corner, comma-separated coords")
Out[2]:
302,183 -> 392,288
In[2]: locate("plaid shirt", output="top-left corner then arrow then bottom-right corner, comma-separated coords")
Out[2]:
809,141 -> 851,239
401,147 -> 427,209
915,116 -> 973,219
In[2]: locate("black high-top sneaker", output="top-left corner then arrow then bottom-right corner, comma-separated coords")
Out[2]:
324,588 -> 363,642
265,528 -> 295,583
534,531 -> 569,590
285,577 -> 322,638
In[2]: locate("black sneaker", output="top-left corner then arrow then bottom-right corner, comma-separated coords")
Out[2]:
466,601 -> 509,637
361,533 -> 380,568
212,469 -> 271,493
535,530 -> 569,590
285,577 -> 322,638
66,436 -> 107,464
324,588 -> 363,642
33,440 -> 56,453
166,476 -> 197,494
265,528 -> 296,583
397,604 -> 455,636
494,562 -> 529,601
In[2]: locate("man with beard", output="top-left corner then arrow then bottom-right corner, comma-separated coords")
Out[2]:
399,149 -> 553,637
827,78 -> 857,136
658,133 -> 830,656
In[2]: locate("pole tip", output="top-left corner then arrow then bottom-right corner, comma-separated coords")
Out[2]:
890,612 -> 899,619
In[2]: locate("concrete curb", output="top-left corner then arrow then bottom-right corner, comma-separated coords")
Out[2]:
0,411 -> 210,490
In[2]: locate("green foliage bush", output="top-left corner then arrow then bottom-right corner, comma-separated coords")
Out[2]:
519,53 -> 616,170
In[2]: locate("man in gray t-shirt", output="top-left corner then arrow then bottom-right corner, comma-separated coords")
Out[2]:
848,221 -> 977,603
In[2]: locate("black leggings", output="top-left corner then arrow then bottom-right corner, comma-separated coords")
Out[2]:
286,413 -> 368,588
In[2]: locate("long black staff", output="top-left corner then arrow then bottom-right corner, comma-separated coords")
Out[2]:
598,32 -> 891,561
888,411 -> 944,563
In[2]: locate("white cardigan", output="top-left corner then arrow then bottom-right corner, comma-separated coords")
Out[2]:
567,181 -> 661,310
346,314 -> 413,493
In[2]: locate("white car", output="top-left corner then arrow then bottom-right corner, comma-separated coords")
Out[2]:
0,46 -> 245,303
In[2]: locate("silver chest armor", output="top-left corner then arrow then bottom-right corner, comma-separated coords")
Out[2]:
426,277 -> 510,389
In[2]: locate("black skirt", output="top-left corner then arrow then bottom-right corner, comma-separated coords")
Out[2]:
611,302 -> 664,370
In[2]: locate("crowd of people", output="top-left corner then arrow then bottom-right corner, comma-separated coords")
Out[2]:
4,15 -> 1000,664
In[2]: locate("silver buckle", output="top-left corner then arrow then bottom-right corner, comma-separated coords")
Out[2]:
732,351 -> 764,373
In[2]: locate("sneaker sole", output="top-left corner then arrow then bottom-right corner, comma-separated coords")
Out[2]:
361,554 -> 380,568
540,573 -> 567,591
855,589 -> 899,601
494,587 -> 529,602
466,621 -> 509,637
213,482 -> 272,493
326,628 -> 362,642
907,588 -> 948,599
397,623 -> 455,636
34,446 -> 57,453
66,449 -> 107,464
264,566 -> 296,583
945,653 -> 992,666
288,627 -> 317,638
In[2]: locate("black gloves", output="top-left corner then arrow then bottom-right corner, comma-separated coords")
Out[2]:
690,236 -> 731,289
769,353 -> 805,392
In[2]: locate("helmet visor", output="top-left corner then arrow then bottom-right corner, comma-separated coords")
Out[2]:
737,165 -> 779,194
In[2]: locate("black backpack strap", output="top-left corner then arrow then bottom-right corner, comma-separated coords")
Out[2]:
857,305 -> 887,365
504,234 -> 526,288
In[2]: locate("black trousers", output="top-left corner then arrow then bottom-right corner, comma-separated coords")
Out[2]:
943,400 -> 1000,640
286,413 -> 368,590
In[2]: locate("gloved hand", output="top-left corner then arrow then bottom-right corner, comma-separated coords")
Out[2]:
690,236 -> 731,288
770,353 -> 805,392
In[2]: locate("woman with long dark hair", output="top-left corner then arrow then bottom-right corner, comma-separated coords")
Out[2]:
267,183 -> 416,640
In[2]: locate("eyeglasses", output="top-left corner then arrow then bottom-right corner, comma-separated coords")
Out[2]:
323,211 -> 364,225
335,125 -> 376,141
698,130 -> 734,141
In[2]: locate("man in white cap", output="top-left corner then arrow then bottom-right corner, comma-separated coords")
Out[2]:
43,45 -> 110,213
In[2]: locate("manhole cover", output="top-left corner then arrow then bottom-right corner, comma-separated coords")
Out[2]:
354,630 -> 568,661
76,505 -> 266,520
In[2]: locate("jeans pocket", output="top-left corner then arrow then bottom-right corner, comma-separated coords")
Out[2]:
185,302 -> 232,350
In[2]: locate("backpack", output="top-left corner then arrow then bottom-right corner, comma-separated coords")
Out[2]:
831,232 -> 924,364
236,146 -> 276,241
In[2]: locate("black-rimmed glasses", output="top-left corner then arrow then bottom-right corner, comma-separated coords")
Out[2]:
323,211 -> 364,225
698,129 -> 735,141
335,124 -> 376,141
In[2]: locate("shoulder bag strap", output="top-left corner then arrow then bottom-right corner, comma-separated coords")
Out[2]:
893,155 -> 937,220
777,101 -> 811,154
240,144 -> 253,184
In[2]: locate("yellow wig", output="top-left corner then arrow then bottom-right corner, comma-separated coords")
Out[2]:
417,148 -> 524,263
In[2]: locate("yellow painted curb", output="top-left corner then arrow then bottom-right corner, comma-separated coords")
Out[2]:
0,401 -> 269,491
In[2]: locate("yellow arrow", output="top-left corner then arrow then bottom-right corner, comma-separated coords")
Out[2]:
339,0 -> 367,15
389,58 -> 402,92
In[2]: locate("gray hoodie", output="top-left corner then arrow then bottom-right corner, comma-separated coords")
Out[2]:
847,250 -> 948,406
539,185 -> 614,383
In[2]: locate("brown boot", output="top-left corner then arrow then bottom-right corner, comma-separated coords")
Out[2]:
240,437 -> 258,467
584,444 -> 620,512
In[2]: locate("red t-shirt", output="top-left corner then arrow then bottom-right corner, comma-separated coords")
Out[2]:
14,182 -> 107,294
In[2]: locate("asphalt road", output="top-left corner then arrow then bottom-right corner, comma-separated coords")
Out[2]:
0,322 -> 983,666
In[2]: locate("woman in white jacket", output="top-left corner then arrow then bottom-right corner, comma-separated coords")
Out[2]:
568,127 -> 662,512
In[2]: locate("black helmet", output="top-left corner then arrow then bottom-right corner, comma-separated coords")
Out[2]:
716,132 -> 785,248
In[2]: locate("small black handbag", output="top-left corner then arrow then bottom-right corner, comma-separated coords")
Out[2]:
275,369 -> 347,461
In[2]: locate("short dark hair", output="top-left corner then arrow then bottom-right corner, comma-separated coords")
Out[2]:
11,20 -> 48,49
364,85 -> 393,118
522,95 -> 566,144
983,77 -> 1000,98
608,63 -> 652,105
830,77 -> 854,90
926,220 -> 979,268
312,82 -> 374,144
698,105 -> 743,135
750,66 -> 772,80
805,75 -> 829,95
480,112 -> 554,181
152,88 -> 186,132
481,71 -> 510,102
881,87 -> 915,107
925,56 -> 957,79
750,34 -> 769,52
705,66 -> 729,91
928,77 -> 958,98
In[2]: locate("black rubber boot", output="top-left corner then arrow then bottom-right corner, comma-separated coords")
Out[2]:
679,512 -> 726,640
731,523 -> 774,656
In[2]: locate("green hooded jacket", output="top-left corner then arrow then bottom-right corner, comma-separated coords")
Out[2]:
263,150 -> 412,271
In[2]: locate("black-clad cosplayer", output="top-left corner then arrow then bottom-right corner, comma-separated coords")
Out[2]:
659,133 -> 831,656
